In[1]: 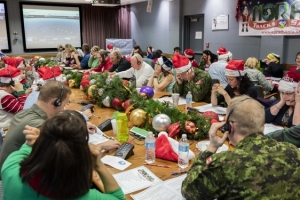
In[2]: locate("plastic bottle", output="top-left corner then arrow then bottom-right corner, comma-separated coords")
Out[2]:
178,134 -> 189,169
145,132 -> 156,164
186,91 -> 192,111
116,113 -> 129,143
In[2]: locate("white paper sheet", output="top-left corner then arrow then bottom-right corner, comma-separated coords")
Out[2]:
194,103 -> 227,114
63,66 -> 73,70
131,175 -> 186,200
155,97 -> 192,105
88,128 -> 109,145
263,123 -> 284,135
101,155 -> 131,170
113,166 -> 162,194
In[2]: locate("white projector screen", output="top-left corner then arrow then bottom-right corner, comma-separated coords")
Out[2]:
0,2 -> 11,51
20,3 -> 81,51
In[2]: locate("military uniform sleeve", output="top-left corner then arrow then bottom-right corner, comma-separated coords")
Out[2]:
191,71 -> 212,102
182,151 -> 225,200
266,124 -> 300,147
172,81 -> 184,96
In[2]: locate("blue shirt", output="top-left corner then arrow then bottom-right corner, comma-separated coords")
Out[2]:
80,52 -> 91,69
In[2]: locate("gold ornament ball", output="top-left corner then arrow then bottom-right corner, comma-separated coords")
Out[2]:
130,109 -> 146,126
68,79 -> 75,88
88,85 -> 96,97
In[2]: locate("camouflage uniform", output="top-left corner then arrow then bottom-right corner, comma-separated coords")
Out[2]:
267,124 -> 300,148
182,133 -> 300,199
173,68 -> 212,103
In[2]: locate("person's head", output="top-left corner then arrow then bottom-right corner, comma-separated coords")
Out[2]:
90,46 -> 100,56
245,57 -> 259,69
0,61 -> 5,69
133,45 -> 141,51
174,47 -> 181,54
130,54 -> 143,70
226,95 -> 265,145
295,52 -> 300,67
184,49 -> 195,60
64,44 -> 73,51
37,80 -> 71,117
278,75 -> 298,106
147,46 -> 153,53
96,50 -> 109,64
217,46 -> 232,62
110,49 -> 122,65
57,44 -> 64,52
156,56 -> 173,76
266,53 -> 280,64
202,50 -> 212,61
20,110 -> 92,199
0,66 -> 22,93
152,49 -> 163,60
173,53 -> 194,81
82,43 -> 90,53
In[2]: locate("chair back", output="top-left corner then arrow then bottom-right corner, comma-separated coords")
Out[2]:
143,58 -> 155,69
253,85 -> 264,98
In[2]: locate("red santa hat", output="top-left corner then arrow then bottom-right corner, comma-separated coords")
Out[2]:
37,66 -> 63,85
225,60 -> 245,77
217,47 -> 232,61
3,57 -> 24,68
172,53 -> 191,73
184,49 -> 195,59
107,44 -> 114,52
0,65 -> 22,83
278,71 -> 299,93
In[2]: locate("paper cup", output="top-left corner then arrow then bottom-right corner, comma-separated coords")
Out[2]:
111,119 -> 117,135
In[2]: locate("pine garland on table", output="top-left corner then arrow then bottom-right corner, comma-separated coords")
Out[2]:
63,69 -> 82,88
34,58 -> 58,68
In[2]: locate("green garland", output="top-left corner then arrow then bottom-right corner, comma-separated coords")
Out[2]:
86,73 -> 210,140
34,58 -> 58,68
63,69 -> 82,88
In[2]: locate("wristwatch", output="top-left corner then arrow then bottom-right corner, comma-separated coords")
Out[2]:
153,76 -> 158,79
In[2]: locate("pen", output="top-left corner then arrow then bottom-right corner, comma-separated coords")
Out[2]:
171,170 -> 188,176
143,163 -> 171,168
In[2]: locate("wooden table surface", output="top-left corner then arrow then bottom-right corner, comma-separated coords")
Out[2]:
66,89 -> 233,199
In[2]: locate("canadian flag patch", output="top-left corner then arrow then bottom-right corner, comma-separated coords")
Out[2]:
206,156 -> 212,165
195,80 -> 202,85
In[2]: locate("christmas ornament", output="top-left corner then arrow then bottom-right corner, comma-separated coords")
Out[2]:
168,122 -> 181,138
185,121 -> 196,134
129,109 -> 146,126
98,88 -> 104,96
139,86 -> 154,99
66,74 -> 71,79
68,79 -> 75,88
152,114 -> 171,132
106,77 -> 112,85
203,111 -> 219,122
102,96 -> 111,107
123,80 -> 128,85
88,85 -> 96,97
112,98 -> 123,109
122,99 -> 131,111
210,119 -> 219,125
89,79 -> 96,85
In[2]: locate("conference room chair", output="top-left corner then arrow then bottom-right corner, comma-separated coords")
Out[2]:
143,58 -> 155,69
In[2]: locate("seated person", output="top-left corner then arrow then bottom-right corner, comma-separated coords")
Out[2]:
151,49 -> 163,60
173,47 -> 181,55
265,75 -> 300,127
61,43 -> 73,63
184,49 -> 198,68
0,66 -> 32,129
199,49 -> 218,70
1,110 -> 125,199
244,57 -> 274,94
56,44 -> 64,62
92,50 -> 113,73
287,52 -> 300,78
88,46 -> 101,69
130,45 -> 144,58
147,56 -> 175,93
261,53 -> 283,78
112,54 -> 154,88
72,43 -> 91,69
109,49 -> 131,73
146,46 -> 154,59
173,54 -> 212,102
182,96 -> 300,199
211,60 -> 257,106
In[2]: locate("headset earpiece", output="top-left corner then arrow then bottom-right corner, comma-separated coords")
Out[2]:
53,85 -> 65,107
135,56 -> 141,65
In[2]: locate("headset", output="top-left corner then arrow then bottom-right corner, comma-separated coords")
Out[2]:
135,56 -> 141,65
53,84 -> 65,107
115,51 -> 121,59
6,68 -> 15,87
222,97 -> 251,133
237,70 -> 242,81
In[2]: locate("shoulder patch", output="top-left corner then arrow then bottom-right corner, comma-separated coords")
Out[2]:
195,80 -> 202,85
206,156 -> 212,165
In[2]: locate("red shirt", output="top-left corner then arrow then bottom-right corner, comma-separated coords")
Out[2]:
93,58 -> 113,72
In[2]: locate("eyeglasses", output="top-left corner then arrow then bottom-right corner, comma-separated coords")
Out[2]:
296,58 -> 300,61
280,92 -> 294,95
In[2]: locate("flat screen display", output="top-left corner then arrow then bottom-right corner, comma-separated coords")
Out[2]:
0,1 -> 11,52
20,3 -> 81,51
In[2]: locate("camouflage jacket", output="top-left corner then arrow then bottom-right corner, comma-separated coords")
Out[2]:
267,124 -> 300,148
182,133 -> 300,200
173,68 -> 212,103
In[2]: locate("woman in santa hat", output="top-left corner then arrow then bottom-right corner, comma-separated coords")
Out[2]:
211,60 -> 257,106
184,49 -> 198,68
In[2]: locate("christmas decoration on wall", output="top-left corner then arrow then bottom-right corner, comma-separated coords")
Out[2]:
152,114 -> 171,132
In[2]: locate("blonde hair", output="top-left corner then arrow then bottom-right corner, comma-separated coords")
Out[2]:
227,95 -> 264,135
68,47 -> 78,54
57,44 -> 64,52
91,46 -> 100,52
245,57 -> 258,69
64,44 -> 73,49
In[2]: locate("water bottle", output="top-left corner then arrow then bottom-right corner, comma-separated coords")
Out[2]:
145,132 -> 156,164
186,91 -> 192,111
116,113 -> 129,143
178,134 -> 189,169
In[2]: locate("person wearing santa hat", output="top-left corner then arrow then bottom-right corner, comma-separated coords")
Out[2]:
0,66 -> 32,128
184,48 -> 198,68
261,53 -> 283,78
265,71 -> 300,128
208,47 -> 232,88
172,53 -> 212,102
211,60 -> 257,106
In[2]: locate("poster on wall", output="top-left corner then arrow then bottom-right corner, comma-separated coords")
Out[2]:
238,0 -> 300,36
212,14 -> 229,30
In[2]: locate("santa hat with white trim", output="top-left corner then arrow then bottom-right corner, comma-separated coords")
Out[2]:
225,60 -> 245,77
0,65 -> 22,84
3,57 -> 24,68
217,47 -> 232,61
184,49 -> 195,59
278,70 -> 299,93
172,53 -> 191,73
37,66 -> 63,85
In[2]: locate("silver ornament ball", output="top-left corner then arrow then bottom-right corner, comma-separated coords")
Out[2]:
106,78 -> 112,85
102,96 -> 111,107
89,79 -> 96,85
152,114 -> 171,132
98,88 -> 104,96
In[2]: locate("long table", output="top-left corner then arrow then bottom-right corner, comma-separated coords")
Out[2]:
66,89 -> 233,199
